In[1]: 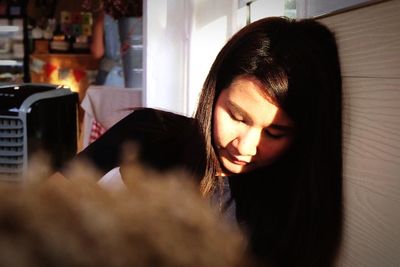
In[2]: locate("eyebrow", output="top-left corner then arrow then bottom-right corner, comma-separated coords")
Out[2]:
227,100 -> 294,132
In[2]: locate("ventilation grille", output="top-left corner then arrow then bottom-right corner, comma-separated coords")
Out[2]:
0,117 -> 24,181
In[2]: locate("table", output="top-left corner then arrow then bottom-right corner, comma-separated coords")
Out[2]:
79,85 -> 142,151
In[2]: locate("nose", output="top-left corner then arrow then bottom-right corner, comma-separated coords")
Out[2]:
234,128 -> 260,156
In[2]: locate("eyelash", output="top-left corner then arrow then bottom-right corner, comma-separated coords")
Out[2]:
229,111 -> 244,123
229,110 -> 287,139
264,129 -> 285,139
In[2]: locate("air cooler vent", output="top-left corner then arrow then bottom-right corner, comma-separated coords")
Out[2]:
0,117 -> 24,181
0,84 -> 78,183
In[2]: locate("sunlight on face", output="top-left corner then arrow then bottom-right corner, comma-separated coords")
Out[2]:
212,75 -> 295,176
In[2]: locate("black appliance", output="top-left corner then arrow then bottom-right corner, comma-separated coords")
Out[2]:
0,83 -> 78,182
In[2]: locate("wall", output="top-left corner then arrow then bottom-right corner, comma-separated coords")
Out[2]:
296,0 -> 382,18
249,0 -> 285,21
145,0 -> 242,115
187,0 -> 240,115
144,0 -> 190,114
317,0 -> 400,265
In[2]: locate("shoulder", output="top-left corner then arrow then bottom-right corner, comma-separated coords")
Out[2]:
124,107 -> 199,145
108,107 -> 201,157
69,107 -> 202,178
123,108 -> 204,174
126,107 -> 192,121
118,107 -> 196,134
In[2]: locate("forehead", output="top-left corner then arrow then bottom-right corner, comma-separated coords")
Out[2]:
220,76 -> 293,127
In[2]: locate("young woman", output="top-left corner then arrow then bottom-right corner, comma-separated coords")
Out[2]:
195,17 -> 343,267
63,17 -> 343,267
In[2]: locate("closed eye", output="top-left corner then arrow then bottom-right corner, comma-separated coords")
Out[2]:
228,110 -> 245,123
264,129 -> 287,139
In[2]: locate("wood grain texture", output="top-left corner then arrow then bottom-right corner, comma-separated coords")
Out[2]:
320,0 -> 400,78
319,1 -> 400,266
343,78 -> 400,168
338,181 -> 400,266
338,79 -> 400,266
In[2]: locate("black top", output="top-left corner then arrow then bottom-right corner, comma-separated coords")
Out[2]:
64,108 -> 206,182
62,107 -> 319,266
66,107 -> 238,224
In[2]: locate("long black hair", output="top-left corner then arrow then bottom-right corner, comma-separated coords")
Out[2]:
195,17 -> 343,266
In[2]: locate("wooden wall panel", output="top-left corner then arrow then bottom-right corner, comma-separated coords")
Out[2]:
340,182 -> 400,266
343,78 -> 400,166
339,77 -> 400,266
318,0 -> 400,266
320,0 -> 400,78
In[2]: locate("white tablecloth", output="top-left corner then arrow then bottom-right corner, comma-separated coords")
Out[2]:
80,85 -> 142,150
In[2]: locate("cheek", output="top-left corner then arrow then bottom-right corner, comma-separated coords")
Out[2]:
257,139 -> 293,164
213,109 -> 235,146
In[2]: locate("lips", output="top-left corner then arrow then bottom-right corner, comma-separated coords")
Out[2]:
231,158 -> 248,166
224,150 -> 250,166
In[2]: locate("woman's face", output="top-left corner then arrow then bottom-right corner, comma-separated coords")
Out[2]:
212,75 -> 295,176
